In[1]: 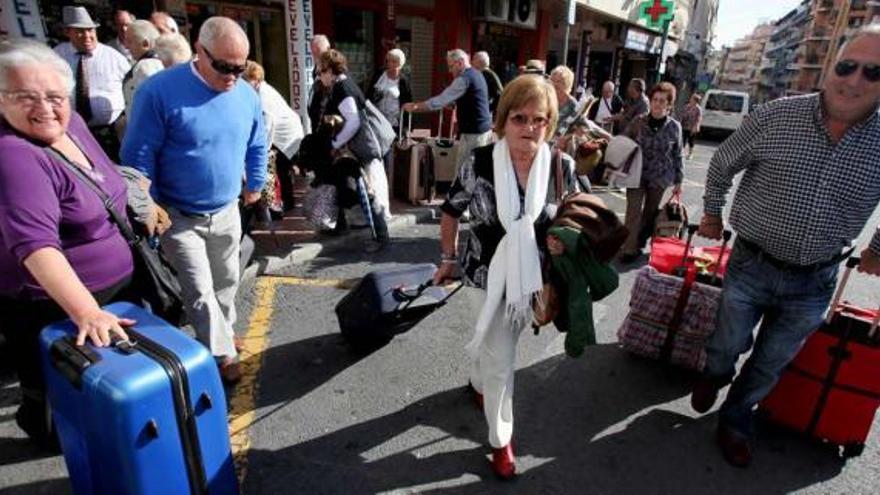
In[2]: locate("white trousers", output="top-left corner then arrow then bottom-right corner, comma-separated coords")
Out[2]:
467,288 -> 525,448
365,157 -> 392,221
162,201 -> 241,359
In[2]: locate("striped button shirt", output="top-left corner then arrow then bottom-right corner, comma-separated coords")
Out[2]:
704,94 -> 880,266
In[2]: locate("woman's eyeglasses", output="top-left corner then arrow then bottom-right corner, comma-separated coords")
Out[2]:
834,60 -> 880,82
508,113 -> 550,128
202,46 -> 246,76
1,91 -> 68,108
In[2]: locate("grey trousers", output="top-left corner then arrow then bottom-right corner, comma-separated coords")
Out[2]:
457,131 -> 495,173
621,186 -> 667,256
162,201 -> 241,359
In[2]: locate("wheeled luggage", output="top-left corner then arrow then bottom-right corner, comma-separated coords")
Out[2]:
759,256 -> 880,457
618,226 -> 732,370
40,302 -> 238,495
392,111 -> 434,204
649,231 -> 730,282
336,264 -> 462,349
427,108 -> 460,189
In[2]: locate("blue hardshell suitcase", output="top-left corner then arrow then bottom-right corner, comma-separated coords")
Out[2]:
40,302 -> 238,495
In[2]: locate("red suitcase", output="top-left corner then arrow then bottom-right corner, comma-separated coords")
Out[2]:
759,257 -> 880,457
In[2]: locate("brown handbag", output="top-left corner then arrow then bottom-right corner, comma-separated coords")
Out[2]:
553,192 -> 629,264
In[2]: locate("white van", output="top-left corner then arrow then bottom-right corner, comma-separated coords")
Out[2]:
700,90 -> 750,135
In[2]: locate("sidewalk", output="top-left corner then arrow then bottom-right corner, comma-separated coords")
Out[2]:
245,175 -> 441,277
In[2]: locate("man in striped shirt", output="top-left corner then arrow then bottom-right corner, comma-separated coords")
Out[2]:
691,24 -> 880,467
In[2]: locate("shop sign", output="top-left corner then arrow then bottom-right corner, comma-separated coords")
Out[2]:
624,27 -> 661,55
0,0 -> 45,41
284,0 -> 315,133
638,0 -> 675,30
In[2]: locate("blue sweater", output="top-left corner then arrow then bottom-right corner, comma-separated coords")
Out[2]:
121,63 -> 267,214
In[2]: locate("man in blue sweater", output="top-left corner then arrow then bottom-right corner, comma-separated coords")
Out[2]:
122,16 -> 267,384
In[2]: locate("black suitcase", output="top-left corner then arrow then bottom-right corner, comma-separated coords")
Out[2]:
336,264 -> 462,349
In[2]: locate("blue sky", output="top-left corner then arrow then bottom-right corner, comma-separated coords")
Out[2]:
714,0 -> 804,47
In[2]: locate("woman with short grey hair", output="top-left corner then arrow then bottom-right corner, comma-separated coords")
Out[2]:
0,39 -> 146,449
120,20 -> 164,136
154,32 -> 192,68
366,48 -> 412,130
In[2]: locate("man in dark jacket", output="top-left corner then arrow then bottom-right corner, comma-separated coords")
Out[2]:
472,51 -> 503,114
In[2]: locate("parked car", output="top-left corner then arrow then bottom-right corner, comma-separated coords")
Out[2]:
700,89 -> 750,136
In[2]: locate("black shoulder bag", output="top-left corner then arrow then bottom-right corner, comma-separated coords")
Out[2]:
46,147 -> 185,325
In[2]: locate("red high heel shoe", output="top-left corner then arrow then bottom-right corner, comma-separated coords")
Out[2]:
491,443 -> 516,480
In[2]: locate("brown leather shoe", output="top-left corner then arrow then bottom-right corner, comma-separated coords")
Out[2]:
218,359 -> 243,385
716,424 -> 752,468
691,378 -> 720,414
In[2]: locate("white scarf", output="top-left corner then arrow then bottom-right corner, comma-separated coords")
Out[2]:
465,138 -> 551,357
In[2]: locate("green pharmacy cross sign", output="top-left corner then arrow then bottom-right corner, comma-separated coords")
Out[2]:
639,0 -> 675,30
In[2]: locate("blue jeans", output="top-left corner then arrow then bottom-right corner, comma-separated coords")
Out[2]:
704,241 -> 839,435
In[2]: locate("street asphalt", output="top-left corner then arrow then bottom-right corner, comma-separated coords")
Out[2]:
2,139 -> 880,494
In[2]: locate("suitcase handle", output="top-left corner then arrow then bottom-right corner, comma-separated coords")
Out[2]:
827,256 -> 880,338
392,279 -> 464,307
49,336 -> 102,389
399,109 -> 413,141
673,224 -> 732,283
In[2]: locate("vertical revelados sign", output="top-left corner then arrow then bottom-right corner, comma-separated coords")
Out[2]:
0,0 -> 46,42
284,0 -> 315,133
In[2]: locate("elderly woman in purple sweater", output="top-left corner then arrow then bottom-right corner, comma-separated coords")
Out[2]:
619,81 -> 685,263
0,40 -> 137,448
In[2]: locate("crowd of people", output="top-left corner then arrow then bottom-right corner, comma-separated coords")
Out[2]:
0,4 -> 879,482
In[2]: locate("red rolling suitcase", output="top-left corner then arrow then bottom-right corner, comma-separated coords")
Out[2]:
759,256 -> 880,457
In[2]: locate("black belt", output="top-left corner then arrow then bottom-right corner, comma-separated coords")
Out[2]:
737,238 -> 850,273
176,209 -> 212,219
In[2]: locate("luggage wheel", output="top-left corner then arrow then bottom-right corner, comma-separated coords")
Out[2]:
842,443 -> 865,458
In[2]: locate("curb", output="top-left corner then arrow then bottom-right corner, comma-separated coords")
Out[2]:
242,206 -> 440,279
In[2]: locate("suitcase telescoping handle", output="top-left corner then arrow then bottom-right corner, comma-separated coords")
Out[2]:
826,256 -> 880,337
435,107 -> 456,144
392,278 -> 464,307
676,224 -> 732,283
398,109 -> 413,141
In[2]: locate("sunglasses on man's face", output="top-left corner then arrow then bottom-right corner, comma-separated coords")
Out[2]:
202,46 -> 246,76
834,60 -> 880,82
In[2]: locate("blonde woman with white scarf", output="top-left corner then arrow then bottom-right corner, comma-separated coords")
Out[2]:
433,75 -> 582,479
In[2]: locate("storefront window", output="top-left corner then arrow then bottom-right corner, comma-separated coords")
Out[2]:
333,9 -> 376,88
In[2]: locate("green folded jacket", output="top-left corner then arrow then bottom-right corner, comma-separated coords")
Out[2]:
549,225 -> 619,357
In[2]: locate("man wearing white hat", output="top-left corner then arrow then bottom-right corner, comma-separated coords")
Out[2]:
53,6 -> 130,160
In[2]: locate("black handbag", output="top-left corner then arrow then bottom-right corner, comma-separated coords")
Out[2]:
47,148 -> 185,325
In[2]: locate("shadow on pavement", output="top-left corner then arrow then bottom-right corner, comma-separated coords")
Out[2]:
242,343 -> 843,493
0,478 -> 70,495
240,333 -> 374,414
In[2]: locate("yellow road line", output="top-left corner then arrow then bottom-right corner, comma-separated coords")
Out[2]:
260,275 -> 359,289
228,276 -> 280,484
226,274 -> 359,484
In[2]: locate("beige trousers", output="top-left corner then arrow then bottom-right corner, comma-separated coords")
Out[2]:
621,186 -> 667,256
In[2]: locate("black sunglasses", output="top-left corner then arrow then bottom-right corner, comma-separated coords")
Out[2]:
834,59 -> 880,82
202,46 -> 246,76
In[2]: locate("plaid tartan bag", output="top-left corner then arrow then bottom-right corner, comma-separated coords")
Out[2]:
617,225 -> 732,371
617,266 -> 722,370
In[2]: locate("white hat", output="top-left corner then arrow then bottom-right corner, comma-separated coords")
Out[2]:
62,6 -> 100,29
